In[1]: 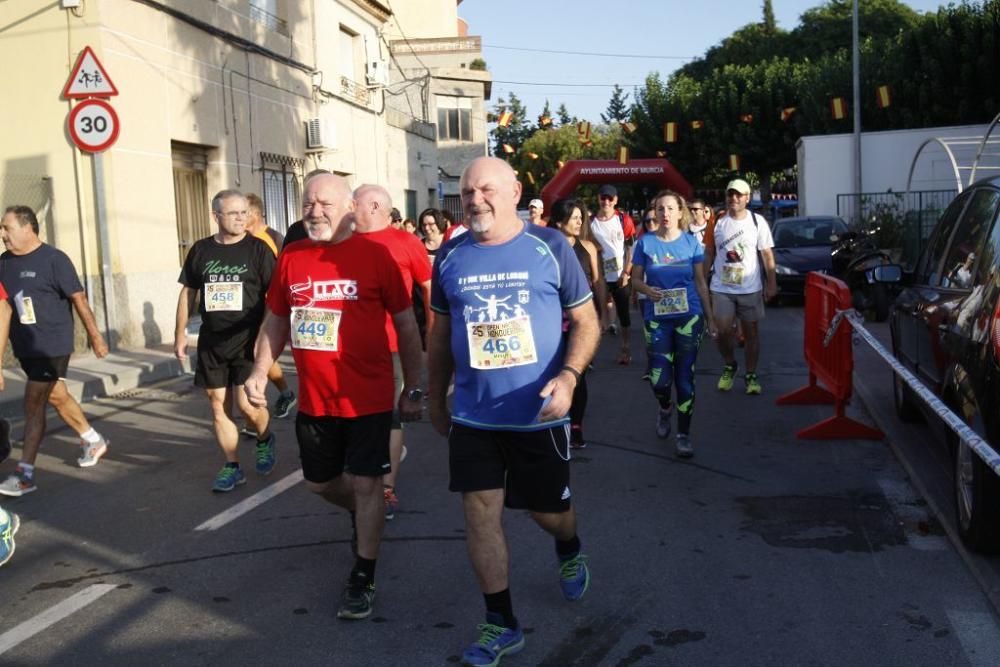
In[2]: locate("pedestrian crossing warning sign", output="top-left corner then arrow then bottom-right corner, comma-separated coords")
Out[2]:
62,46 -> 118,99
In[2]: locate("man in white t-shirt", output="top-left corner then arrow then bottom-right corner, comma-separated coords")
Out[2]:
589,184 -> 636,364
527,198 -> 547,226
703,179 -> 777,395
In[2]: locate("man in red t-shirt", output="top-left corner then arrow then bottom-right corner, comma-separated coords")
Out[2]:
245,174 -> 423,621
352,185 -> 432,521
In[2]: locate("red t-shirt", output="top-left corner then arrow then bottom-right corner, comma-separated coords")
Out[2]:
266,235 -> 412,418
0,281 -> 7,300
359,227 -> 432,352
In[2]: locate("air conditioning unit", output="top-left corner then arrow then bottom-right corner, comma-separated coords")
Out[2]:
365,60 -> 389,87
306,118 -> 335,150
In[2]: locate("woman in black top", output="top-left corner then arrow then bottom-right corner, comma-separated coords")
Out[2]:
551,198 -> 606,449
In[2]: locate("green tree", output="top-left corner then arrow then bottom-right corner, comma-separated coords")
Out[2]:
762,0 -> 777,33
538,99 -> 553,127
509,124 -> 623,194
556,103 -> 575,126
489,92 -> 531,158
601,84 -> 631,124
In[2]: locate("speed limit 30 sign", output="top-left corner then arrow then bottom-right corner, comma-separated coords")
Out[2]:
68,99 -> 120,153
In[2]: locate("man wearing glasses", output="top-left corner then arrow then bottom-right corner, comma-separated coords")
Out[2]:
175,190 -> 277,492
589,184 -> 636,364
687,199 -> 710,245
703,179 -> 777,395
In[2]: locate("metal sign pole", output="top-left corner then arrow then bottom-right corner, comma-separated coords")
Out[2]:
92,152 -> 117,351
852,0 -> 863,225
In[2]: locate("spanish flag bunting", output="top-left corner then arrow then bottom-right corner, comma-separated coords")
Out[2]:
831,97 -> 847,120
502,143 -> 515,154
780,107 -> 797,122
620,121 -> 637,134
539,116 -> 553,126
663,122 -> 677,143
497,110 -> 513,127
618,146 -> 629,165
580,139 -> 594,147
876,85 -> 891,109
656,151 -> 667,158
557,160 -> 565,169
739,113 -> 754,124
527,152 -> 539,160
690,120 -> 704,130
728,154 -> 741,171
526,172 -> 536,185
577,121 -> 591,140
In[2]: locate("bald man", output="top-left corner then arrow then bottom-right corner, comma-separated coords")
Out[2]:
352,185 -> 432,522
246,174 -> 423,621
427,157 -> 600,664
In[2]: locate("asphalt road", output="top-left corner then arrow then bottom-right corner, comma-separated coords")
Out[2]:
1,305 -> 999,666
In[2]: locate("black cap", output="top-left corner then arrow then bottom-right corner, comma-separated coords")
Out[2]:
598,184 -> 617,198
390,207 -> 402,222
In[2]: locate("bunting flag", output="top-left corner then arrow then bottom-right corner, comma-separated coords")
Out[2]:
739,114 -> 754,124
497,110 -> 513,127
663,122 -> 678,143
526,172 -> 536,185
557,160 -> 565,169
780,107 -> 797,122
618,146 -> 629,165
526,152 -> 539,160
876,85 -> 891,109
539,116 -> 553,127
502,143 -> 515,154
620,121 -> 637,134
690,120 -> 704,130
577,121 -> 591,140
728,154 -> 741,171
656,150 -> 667,158
580,139 -> 594,147
831,97 -> 847,120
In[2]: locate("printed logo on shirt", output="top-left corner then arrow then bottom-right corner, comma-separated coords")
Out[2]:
289,277 -> 359,307
19,271 -> 36,279
561,486 -> 571,500
204,260 -> 248,281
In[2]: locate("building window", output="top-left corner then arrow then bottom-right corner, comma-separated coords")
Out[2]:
250,0 -> 288,36
405,189 -> 418,222
259,153 -> 303,235
340,26 -> 361,82
171,142 -> 211,265
437,96 -> 472,142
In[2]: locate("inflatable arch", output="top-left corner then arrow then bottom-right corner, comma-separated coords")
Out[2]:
539,159 -> 693,211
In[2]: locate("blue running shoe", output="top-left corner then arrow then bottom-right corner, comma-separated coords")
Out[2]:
559,553 -> 590,601
0,507 -> 19,567
255,434 -> 276,476
461,613 -> 524,666
212,465 -> 246,492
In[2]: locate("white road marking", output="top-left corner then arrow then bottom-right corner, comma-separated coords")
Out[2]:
194,469 -> 304,531
947,609 -> 1000,666
0,584 -> 117,656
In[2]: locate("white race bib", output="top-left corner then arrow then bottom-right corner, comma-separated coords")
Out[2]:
204,282 -> 244,311
291,307 -> 342,351
466,315 -> 537,369
721,265 -> 745,286
653,288 -> 689,316
602,256 -> 619,274
15,293 -> 36,325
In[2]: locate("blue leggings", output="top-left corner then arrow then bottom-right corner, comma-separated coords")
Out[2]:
644,314 -> 705,435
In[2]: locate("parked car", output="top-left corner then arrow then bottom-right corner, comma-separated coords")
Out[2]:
770,215 -> 849,297
889,176 -> 1000,552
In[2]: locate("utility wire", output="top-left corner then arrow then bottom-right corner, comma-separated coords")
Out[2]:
493,80 -> 643,87
483,43 -> 695,60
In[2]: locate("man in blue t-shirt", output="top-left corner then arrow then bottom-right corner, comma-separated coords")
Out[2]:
0,206 -> 110,497
428,157 -> 600,666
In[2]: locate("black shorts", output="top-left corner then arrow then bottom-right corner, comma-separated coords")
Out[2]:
449,423 -> 573,513
295,411 -> 393,483
19,356 -> 70,382
606,281 -> 632,328
194,329 -> 255,389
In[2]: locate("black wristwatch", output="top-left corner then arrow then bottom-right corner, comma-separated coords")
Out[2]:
405,387 -> 424,402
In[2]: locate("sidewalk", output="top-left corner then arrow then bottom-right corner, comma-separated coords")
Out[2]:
0,345 -> 190,419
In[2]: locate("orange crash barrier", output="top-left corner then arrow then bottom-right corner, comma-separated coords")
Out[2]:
776,272 -> 884,440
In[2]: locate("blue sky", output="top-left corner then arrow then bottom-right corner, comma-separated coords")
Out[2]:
458,0 -> 950,123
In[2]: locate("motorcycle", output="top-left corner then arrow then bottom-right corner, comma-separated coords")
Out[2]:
830,228 -> 898,322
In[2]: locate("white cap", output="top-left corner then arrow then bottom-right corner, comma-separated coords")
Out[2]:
528,198 -> 544,210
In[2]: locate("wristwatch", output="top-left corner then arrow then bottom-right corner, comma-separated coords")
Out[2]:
405,387 -> 424,402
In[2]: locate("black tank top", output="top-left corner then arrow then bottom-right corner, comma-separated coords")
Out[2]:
572,239 -> 594,284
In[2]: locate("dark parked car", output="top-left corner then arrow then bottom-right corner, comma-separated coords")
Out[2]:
771,215 -> 849,297
890,176 -> 1000,552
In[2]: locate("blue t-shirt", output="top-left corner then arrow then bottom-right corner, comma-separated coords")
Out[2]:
632,232 -> 704,321
431,223 -> 592,431
0,244 -> 84,357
